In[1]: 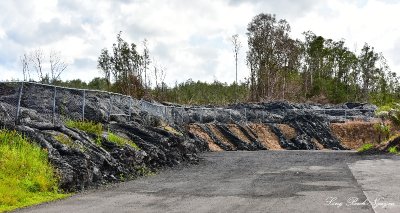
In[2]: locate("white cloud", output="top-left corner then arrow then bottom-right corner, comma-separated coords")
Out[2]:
0,0 -> 399,86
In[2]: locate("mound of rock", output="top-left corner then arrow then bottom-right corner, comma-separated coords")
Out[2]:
0,100 -> 207,191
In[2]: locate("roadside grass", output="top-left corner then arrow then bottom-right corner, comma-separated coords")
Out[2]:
65,120 -> 103,145
357,143 -> 374,153
107,132 -> 140,150
0,130 -> 69,212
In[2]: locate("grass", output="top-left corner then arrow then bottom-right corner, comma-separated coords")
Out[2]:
0,130 -> 69,212
54,133 -> 85,152
107,132 -> 140,150
357,143 -> 374,153
388,146 -> 398,154
65,120 -> 103,145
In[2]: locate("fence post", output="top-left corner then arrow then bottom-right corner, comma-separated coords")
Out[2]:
15,82 -> 24,125
52,86 -> 57,124
164,106 -> 167,122
108,93 -> 112,121
82,90 -> 86,121
128,97 -> 132,121
200,108 -> 203,123
244,108 -> 247,125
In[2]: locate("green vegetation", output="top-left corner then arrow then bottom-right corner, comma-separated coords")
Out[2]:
135,166 -> 155,176
107,132 -> 140,150
159,80 -> 248,105
0,130 -> 68,212
374,123 -> 391,143
388,146 -> 398,154
54,133 -> 74,147
65,120 -> 141,150
19,14 -> 400,106
357,143 -> 374,152
65,120 -> 103,145
54,133 -> 84,151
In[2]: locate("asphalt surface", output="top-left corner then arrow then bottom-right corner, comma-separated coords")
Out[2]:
17,150 -> 400,213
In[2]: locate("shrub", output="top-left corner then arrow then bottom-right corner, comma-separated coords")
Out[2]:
388,146 -> 398,154
0,130 -> 68,212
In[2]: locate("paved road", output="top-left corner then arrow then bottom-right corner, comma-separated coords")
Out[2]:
18,151 -> 400,213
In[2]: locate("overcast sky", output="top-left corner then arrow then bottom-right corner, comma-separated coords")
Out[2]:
1,0 -> 399,85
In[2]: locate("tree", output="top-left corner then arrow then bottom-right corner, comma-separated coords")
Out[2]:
231,34 -> 241,84
142,39 -> 150,90
97,49 -> 112,89
49,50 -> 68,83
97,32 -> 144,97
231,34 -> 241,101
247,13 -> 297,100
21,49 -> 68,84
20,54 -> 30,81
358,43 -> 380,101
30,49 -> 45,82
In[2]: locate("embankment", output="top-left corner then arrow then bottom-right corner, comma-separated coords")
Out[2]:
0,82 -> 380,192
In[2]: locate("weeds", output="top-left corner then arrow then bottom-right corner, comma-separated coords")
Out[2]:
107,132 -> 140,150
65,120 -> 103,145
54,133 -> 85,152
388,146 -> 398,154
357,143 -> 374,152
135,166 -> 155,176
0,130 -> 68,212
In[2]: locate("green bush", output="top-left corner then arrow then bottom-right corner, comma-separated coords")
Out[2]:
107,132 -> 140,150
357,143 -> 374,152
0,130 -> 68,212
388,146 -> 398,154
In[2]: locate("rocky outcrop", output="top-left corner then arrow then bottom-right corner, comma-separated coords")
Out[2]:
0,99 -> 207,192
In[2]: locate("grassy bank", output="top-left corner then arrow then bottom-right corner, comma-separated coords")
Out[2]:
0,130 -> 68,212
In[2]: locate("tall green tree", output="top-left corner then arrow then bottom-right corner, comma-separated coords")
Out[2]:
97,32 -> 144,97
247,13 -> 299,101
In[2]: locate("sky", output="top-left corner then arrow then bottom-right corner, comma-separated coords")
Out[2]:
1,0 -> 400,86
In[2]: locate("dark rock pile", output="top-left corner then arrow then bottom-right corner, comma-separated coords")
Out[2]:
0,104 -> 207,191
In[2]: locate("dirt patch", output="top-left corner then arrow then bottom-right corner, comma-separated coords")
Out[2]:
330,121 -> 381,150
276,124 -> 297,140
247,124 -> 282,150
227,124 -> 252,144
207,124 -> 237,150
187,124 -> 223,152
311,138 -> 325,150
